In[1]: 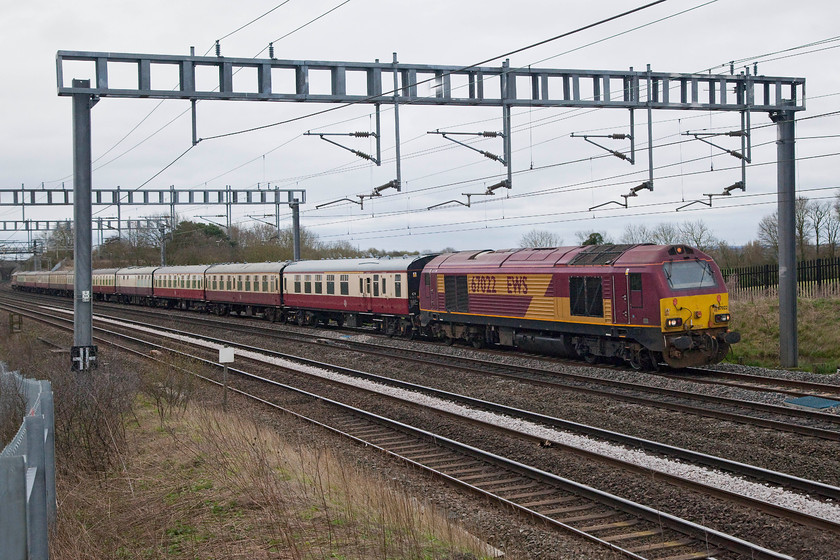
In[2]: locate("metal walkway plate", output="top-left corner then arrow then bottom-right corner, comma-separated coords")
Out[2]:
785,395 -> 840,409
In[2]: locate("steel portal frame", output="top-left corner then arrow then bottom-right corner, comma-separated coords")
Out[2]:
56,50 -> 806,369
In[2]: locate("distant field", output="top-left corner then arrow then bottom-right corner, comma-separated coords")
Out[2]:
728,297 -> 840,374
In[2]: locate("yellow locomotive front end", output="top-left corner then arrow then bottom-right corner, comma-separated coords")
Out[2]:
658,255 -> 740,368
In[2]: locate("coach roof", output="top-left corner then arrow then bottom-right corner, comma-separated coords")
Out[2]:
284,255 -> 431,274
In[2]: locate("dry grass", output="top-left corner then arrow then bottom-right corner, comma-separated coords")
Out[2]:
51,398 -> 495,560
728,296 -> 840,373
1,318 -> 496,559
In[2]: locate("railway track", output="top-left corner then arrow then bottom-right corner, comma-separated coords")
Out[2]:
80,306 -> 840,441
3,298 -> 840,558
1,297 -> 812,559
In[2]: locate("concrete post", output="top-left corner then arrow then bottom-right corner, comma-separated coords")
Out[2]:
771,107 -> 797,367
0,455 -> 27,560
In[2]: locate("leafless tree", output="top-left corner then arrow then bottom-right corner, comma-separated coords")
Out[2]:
807,199 -> 832,257
678,219 -> 717,251
795,196 -> 811,258
519,229 -> 562,248
650,222 -> 680,245
757,212 -> 779,260
620,223 -> 651,244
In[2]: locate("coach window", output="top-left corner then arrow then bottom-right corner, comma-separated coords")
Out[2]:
314,275 -> 323,294
340,274 -> 349,295
326,274 -> 335,295
237,276 -> 243,291
570,276 -> 604,318
262,275 -> 268,292
395,274 -> 402,298
382,277 -> 387,296
245,275 -> 251,291
359,278 -> 364,293
304,275 -> 312,294
294,275 -> 301,293
373,274 -> 380,296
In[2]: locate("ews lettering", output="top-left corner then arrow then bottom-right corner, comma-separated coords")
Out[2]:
506,275 -> 528,294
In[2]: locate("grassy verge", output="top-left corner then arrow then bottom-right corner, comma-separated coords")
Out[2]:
52,397 -> 494,559
0,321 -> 496,560
728,296 -> 840,374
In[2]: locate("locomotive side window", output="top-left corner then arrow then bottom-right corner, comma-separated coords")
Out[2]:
395,274 -> 402,298
340,275 -> 349,295
326,275 -> 335,295
314,275 -> 323,294
570,276 -> 604,318
629,273 -> 643,307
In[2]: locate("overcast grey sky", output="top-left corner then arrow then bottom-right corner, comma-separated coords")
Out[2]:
2,0 -> 839,253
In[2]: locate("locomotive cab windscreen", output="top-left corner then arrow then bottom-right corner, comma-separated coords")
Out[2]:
662,259 -> 717,291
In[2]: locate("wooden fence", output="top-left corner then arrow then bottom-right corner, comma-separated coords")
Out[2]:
722,257 -> 840,299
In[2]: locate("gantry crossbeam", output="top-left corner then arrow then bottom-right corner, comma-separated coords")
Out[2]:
56,51 -> 805,112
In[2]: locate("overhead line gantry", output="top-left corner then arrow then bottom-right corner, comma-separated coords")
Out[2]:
56,49 -> 805,371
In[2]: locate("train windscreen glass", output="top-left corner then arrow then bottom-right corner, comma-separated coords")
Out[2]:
663,260 -> 717,290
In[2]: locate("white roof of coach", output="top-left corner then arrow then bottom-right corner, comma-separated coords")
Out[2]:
283,255 -> 428,274
154,265 -> 212,275
116,266 -> 160,276
205,262 -> 289,274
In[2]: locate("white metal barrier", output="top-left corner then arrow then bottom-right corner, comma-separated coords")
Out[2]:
0,364 -> 55,560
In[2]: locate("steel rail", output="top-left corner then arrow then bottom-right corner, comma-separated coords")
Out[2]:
5,292 -> 840,440
16,300 -> 836,526
0,298 -> 811,558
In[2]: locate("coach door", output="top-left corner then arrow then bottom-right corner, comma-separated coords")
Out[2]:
360,274 -> 373,312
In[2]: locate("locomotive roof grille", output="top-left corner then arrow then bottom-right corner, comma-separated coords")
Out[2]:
568,244 -> 638,266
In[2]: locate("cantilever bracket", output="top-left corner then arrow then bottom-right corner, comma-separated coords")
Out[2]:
304,131 -> 380,164
571,107 -> 637,164
316,197 -> 363,210
571,132 -> 634,163
589,181 -> 652,211
683,131 -> 749,162
427,180 -> 509,210
676,181 -> 745,212
428,129 -> 506,165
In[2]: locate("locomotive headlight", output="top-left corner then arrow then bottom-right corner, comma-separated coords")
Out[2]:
666,318 -> 683,328
715,313 -> 731,323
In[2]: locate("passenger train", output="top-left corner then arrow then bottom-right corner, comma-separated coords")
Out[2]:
11,244 -> 740,370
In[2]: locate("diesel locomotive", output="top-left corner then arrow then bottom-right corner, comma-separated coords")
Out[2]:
11,243 -> 739,370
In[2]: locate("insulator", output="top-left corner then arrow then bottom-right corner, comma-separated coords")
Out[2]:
613,151 -> 629,161
481,131 -> 500,137
215,41 -> 221,57
609,134 -> 630,140
269,42 -> 274,59
351,132 -> 372,137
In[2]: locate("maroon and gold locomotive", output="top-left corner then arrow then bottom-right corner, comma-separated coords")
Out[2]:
419,244 -> 739,370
